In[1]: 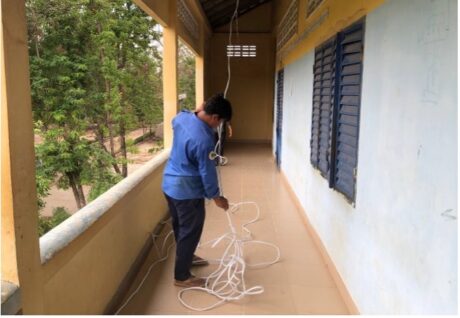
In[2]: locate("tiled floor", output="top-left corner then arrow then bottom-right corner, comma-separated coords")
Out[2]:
118,143 -> 349,315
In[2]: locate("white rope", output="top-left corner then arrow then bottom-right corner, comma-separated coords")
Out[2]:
177,202 -> 281,311
114,226 -> 175,315
223,0 -> 240,98
212,0 -> 240,179
209,123 -> 228,170
116,0 -> 281,313
176,0 -> 281,311
114,170 -> 281,314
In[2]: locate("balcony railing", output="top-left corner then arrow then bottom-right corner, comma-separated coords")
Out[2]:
3,150 -> 170,314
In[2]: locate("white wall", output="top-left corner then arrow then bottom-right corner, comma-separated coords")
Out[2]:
278,0 -> 457,314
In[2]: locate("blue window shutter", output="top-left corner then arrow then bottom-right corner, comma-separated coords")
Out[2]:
276,69 -> 284,168
310,37 -> 337,178
331,19 -> 365,202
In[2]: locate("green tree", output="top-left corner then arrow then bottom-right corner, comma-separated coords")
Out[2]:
38,207 -> 71,236
27,0 -> 121,209
178,41 -> 196,110
85,0 -> 163,177
28,0 -> 92,209
26,0 -> 163,213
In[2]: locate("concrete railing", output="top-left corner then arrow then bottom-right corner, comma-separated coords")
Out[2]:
37,149 -> 170,314
1,280 -> 21,314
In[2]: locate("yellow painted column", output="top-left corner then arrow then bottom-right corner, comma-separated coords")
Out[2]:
162,0 -> 178,149
195,56 -> 204,108
1,46 -> 18,287
1,0 -> 44,313
195,26 -> 205,109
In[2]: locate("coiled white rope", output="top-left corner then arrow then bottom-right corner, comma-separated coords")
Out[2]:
115,200 -> 281,314
177,201 -> 281,311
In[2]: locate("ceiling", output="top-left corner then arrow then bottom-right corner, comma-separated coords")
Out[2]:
199,0 -> 272,29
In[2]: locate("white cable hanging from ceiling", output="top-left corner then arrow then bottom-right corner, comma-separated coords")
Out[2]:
177,0 -> 282,311
115,1 -> 281,313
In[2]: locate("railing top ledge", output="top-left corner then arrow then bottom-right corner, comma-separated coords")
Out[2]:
1,280 -> 21,315
39,149 -> 171,264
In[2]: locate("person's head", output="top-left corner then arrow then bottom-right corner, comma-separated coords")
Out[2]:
200,93 -> 232,128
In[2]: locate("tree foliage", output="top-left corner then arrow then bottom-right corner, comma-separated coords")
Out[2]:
38,207 -> 71,236
27,0 -> 196,236
26,0 -> 163,215
178,41 -> 196,110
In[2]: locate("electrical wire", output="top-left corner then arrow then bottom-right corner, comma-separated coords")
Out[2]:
114,221 -> 175,315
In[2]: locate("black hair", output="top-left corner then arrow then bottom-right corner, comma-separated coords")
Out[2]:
204,93 -> 232,121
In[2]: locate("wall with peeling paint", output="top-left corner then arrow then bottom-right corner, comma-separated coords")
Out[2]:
277,0 -> 457,314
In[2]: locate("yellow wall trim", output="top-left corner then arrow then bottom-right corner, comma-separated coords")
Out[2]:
280,172 -> 360,315
276,0 -> 385,70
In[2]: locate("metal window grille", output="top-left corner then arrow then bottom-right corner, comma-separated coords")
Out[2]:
306,0 -> 324,18
277,0 -> 298,50
226,45 -> 257,58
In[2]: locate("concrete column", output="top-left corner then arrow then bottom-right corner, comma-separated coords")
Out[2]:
1,0 -> 44,313
195,26 -> 205,109
162,0 -> 178,149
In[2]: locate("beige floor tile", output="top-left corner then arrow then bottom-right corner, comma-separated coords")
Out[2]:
289,284 -> 349,314
272,215 -> 314,239
275,230 -> 317,251
243,218 -> 277,241
240,192 -> 267,204
119,143 -> 350,315
266,198 -> 299,213
118,281 -> 190,315
243,283 -> 297,315
180,289 -> 246,314
284,262 -> 336,288
243,243 -> 281,269
278,242 -> 325,266
144,283 -> 191,314
243,261 -> 288,286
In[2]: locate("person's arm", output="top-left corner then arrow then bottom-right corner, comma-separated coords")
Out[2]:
196,143 -> 229,210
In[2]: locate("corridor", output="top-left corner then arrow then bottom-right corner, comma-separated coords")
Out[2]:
118,143 -> 350,315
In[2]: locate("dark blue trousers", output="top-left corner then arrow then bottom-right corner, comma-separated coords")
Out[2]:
164,193 -> 205,281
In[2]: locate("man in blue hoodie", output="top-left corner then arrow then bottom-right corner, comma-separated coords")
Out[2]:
162,93 -> 232,287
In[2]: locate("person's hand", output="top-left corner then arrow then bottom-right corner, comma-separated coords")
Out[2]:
213,196 -> 229,210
